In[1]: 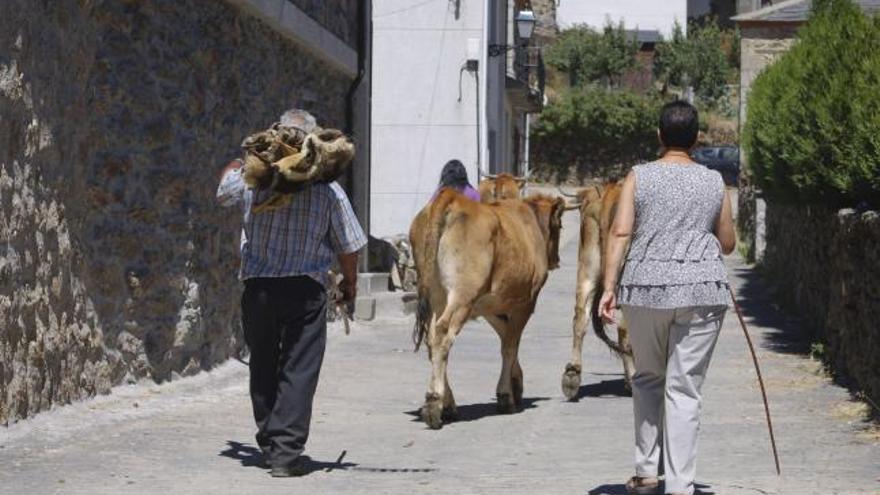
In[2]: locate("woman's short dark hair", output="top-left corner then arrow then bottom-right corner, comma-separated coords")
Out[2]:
439,159 -> 470,189
659,100 -> 699,149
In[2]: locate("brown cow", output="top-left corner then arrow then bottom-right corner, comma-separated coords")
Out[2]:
560,182 -> 635,400
409,189 -> 565,429
478,173 -> 526,202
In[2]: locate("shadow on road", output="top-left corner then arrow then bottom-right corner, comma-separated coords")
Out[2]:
575,378 -> 631,400
586,482 -> 715,495
405,397 -> 549,424
219,441 -> 269,469
220,442 -> 436,474
219,441 -> 359,473
730,264 -> 813,356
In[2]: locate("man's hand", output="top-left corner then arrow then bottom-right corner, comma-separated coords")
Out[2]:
336,251 -> 360,304
339,277 -> 357,304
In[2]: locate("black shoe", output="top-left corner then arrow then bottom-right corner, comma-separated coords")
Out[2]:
270,455 -> 312,478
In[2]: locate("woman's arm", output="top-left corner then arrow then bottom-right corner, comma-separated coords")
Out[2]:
714,189 -> 736,255
599,171 -> 636,322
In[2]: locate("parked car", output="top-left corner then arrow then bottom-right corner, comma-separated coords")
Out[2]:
691,146 -> 740,186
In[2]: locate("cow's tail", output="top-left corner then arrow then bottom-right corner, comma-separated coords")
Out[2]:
590,280 -> 627,355
412,189 -> 458,352
413,297 -> 431,352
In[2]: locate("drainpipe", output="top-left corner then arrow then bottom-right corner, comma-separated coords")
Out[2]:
345,0 -> 371,272
345,0 -> 368,135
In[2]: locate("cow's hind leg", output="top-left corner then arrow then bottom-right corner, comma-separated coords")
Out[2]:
422,299 -> 470,429
442,372 -> 459,421
488,312 -> 528,413
511,335 -> 524,407
618,315 -> 635,391
485,315 -> 516,413
563,276 -> 596,400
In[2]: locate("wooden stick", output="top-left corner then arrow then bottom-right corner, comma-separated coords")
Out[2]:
728,285 -> 782,475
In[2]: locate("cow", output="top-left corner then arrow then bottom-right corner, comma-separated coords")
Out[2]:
409,189 -> 566,429
478,172 -> 527,202
559,182 -> 635,400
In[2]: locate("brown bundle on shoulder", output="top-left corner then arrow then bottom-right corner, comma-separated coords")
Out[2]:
240,122 -> 355,211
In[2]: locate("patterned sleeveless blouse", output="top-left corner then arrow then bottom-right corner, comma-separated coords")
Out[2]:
618,162 -> 729,308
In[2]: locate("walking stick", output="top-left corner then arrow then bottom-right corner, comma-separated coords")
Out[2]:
728,285 -> 781,475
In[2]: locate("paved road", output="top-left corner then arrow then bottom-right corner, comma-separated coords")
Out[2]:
1,210 -> 878,495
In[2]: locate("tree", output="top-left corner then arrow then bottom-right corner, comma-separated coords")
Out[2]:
654,19 -> 730,102
653,22 -> 688,93
531,88 -> 661,180
742,0 -> 880,206
545,21 -> 638,88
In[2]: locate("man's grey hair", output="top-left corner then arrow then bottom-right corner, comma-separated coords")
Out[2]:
279,109 -> 317,132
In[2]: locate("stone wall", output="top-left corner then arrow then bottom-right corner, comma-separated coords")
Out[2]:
530,0 -> 559,46
736,25 -> 798,260
0,0 -> 353,423
763,203 -> 880,404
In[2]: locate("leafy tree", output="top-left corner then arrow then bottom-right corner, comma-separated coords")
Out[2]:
545,21 -> 638,88
653,22 -> 688,93
742,0 -> 880,206
531,88 -> 661,179
654,19 -> 730,101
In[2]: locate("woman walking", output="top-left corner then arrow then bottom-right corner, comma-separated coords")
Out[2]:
434,159 -> 480,201
598,100 -> 736,495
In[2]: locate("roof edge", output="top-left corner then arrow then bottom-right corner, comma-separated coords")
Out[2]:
732,0 -> 810,22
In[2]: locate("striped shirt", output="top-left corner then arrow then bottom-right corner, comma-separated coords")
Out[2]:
216,167 -> 368,286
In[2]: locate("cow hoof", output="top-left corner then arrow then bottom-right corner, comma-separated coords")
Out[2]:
442,406 -> 459,422
421,393 -> 444,429
512,379 -> 524,407
496,393 -> 516,414
562,363 -> 582,401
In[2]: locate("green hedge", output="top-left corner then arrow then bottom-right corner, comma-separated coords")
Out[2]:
742,0 -> 880,206
531,88 -> 661,180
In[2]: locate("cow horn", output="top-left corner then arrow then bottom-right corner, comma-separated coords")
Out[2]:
557,186 -> 579,198
563,201 -> 582,211
482,173 -> 499,180
514,175 -> 528,184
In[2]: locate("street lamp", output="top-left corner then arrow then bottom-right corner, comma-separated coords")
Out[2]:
488,10 -> 537,57
515,10 -> 536,42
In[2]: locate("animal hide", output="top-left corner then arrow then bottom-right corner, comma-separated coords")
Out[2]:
240,123 -> 355,207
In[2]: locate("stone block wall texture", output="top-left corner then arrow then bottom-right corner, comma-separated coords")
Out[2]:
530,0 -> 559,46
0,0 -> 352,423
736,26 -> 797,260
763,203 -> 880,403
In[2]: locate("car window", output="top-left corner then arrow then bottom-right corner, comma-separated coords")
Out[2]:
693,148 -> 716,161
719,148 -> 738,161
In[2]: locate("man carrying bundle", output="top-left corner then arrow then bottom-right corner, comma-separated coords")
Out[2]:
216,109 -> 367,477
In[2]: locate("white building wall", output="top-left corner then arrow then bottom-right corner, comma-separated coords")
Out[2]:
557,0 -> 688,37
370,0 -> 484,238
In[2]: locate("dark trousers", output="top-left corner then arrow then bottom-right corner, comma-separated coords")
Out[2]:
241,276 -> 327,467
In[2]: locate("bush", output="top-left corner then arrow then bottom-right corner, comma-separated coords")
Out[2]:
742,0 -> 880,206
654,20 -> 732,103
531,88 -> 661,180
545,21 -> 638,89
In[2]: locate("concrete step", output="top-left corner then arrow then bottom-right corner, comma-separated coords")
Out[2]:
353,291 -> 417,321
357,273 -> 392,295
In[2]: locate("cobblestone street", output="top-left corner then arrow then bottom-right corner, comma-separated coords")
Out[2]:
1,211 -> 878,494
